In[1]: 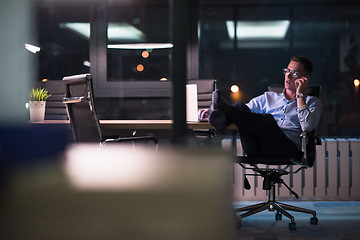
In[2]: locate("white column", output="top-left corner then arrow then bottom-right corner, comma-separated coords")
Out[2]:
0,0 -> 35,124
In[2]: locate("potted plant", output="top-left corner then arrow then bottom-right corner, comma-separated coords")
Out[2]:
29,87 -> 51,122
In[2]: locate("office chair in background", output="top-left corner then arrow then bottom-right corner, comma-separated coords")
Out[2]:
62,73 -> 159,147
37,80 -> 68,120
233,85 -> 322,230
188,79 -> 217,146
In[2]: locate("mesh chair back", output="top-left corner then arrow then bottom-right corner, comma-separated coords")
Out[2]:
188,79 -> 217,109
62,74 -> 102,142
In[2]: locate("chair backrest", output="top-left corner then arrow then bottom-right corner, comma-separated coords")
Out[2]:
188,79 -> 217,109
268,85 -> 321,166
62,73 -> 102,142
42,80 -> 68,120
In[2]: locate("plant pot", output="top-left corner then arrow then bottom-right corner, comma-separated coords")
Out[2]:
29,101 -> 46,122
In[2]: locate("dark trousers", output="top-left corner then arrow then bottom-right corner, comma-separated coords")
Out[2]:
230,102 -> 301,159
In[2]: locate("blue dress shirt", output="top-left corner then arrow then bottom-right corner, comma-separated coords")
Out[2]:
245,91 -> 322,149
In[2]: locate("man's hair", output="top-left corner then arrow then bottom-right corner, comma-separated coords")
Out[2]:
290,56 -> 313,76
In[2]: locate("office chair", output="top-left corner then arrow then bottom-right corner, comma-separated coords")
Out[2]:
41,80 -> 68,120
188,79 -> 217,146
233,85 -> 321,230
62,73 -> 159,146
188,79 -> 217,110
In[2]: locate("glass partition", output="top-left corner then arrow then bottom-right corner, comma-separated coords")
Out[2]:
199,3 -> 360,137
34,0 -> 360,135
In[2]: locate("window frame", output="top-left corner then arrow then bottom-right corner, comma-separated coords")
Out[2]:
89,2 -> 172,98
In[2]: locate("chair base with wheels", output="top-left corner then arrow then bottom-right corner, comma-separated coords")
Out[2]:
233,159 -> 318,230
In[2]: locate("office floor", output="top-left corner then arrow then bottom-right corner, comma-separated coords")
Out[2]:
232,201 -> 360,240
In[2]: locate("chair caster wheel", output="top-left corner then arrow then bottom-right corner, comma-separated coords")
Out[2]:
310,216 -> 318,225
275,212 -> 282,220
289,222 -> 296,230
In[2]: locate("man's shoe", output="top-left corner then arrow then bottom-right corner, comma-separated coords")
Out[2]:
211,89 -> 221,111
211,89 -> 232,113
209,110 -> 229,132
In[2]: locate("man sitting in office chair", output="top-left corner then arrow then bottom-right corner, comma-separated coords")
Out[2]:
201,56 -> 322,160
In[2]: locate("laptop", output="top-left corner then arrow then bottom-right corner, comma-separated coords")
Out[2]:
186,84 -> 198,122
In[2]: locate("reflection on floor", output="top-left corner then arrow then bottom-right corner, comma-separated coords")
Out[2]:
233,201 -> 360,240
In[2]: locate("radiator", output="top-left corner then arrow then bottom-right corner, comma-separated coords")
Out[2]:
223,138 -> 360,201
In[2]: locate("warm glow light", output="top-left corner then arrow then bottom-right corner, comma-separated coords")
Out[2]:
142,50 -> 149,58
231,85 -> 239,93
230,86 -> 242,103
42,79 -> 48,82
160,77 -> 168,81
137,64 -> 144,72
354,79 -> 360,87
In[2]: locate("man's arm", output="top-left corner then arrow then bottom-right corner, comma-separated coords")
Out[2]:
297,96 -> 322,132
295,76 -> 322,132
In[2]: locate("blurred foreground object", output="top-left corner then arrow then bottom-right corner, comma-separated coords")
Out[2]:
0,144 -> 234,240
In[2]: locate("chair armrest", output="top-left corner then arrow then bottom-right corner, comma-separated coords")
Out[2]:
62,96 -> 86,104
300,132 -> 308,161
299,131 -> 321,167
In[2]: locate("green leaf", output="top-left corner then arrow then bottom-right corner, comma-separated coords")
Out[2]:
29,87 -> 52,101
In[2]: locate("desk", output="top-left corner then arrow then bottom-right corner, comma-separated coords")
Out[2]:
101,120 -> 213,130
31,120 -> 237,130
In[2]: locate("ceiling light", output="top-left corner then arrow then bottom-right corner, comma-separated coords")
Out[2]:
226,20 -> 290,40
59,23 -> 90,39
108,23 -> 145,41
59,22 -> 145,41
25,43 -> 40,53
107,43 -> 173,50
83,60 -> 91,67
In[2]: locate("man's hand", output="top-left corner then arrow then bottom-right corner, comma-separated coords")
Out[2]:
295,76 -> 309,95
198,108 -> 210,121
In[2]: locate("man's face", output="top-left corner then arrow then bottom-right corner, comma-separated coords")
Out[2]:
284,61 -> 305,91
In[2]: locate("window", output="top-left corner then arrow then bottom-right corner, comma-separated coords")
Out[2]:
36,1 -> 172,120
107,6 -> 172,82
199,2 -> 360,137
35,0 -> 360,134
36,3 -> 90,80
